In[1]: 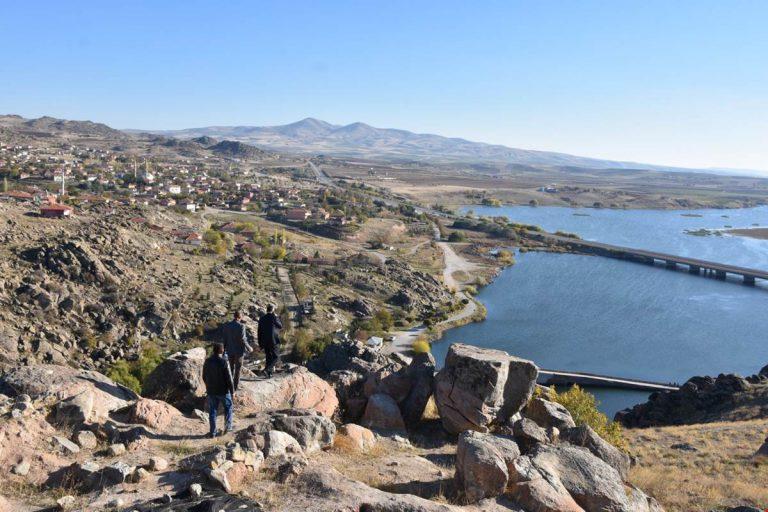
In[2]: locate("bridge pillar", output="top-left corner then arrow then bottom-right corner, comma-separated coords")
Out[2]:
744,275 -> 756,286
665,260 -> 677,270
689,265 -> 700,275
715,270 -> 727,280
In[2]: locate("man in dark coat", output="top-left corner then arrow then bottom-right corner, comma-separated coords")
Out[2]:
202,343 -> 235,438
221,311 -> 252,390
257,304 -> 283,377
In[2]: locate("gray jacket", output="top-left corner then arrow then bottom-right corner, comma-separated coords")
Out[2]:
222,320 -> 251,358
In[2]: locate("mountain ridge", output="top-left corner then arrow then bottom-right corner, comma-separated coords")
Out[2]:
135,117 -> 741,174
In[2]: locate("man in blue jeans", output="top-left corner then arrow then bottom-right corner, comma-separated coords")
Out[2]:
202,343 -> 235,438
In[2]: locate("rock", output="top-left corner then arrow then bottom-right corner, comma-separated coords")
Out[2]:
0,365 -> 135,424
11,400 -> 34,418
434,343 -> 538,434
179,446 -> 228,471
75,430 -> 98,450
229,444 -> 246,462
308,339 -> 390,376
52,435 -> 81,455
243,450 -> 264,469
101,461 -> 135,485
670,442 -> 697,452
205,467 -> 231,493
512,418 -> 550,453
56,495 -> 77,510
336,423 -> 377,452
524,397 -> 576,430
269,409 -> 336,453
142,347 -> 207,410
361,393 -> 406,431
363,362 -> 411,402
11,458 -> 31,476
108,443 -> 126,456
236,366 -> 338,418
508,455 -> 584,512
127,398 -> 184,430
455,431 -> 520,502
189,483 -> 203,498
276,457 -> 308,483
263,430 -> 303,458
107,497 -> 125,509
131,467 -> 151,483
560,425 -> 631,480
401,352 -> 436,426
148,456 -> 169,472
511,443 -> 656,512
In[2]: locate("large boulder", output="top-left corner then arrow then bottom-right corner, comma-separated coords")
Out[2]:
236,366 -> 338,418
127,398 -> 185,430
454,431 -> 520,502
234,409 -> 335,454
434,344 -> 538,434
524,397 -> 576,431
0,364 -> 135,424
335,424 -> 377,452
560,425 -> 630,480
401,352 -> 436,426
510,444 -> 663,512
360,393 -> 406,431
142,348 -> 207,411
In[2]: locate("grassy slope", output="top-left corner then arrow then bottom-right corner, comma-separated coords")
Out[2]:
626,419 -> 768,511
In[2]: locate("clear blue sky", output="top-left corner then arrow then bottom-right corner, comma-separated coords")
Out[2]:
1,0 -> 766,171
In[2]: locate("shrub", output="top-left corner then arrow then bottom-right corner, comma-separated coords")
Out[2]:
497,249 -> 515,264
412,338 -> 431,354
107,345 -> 165,395
544,385 -> 627,451
293,330 -> 332,362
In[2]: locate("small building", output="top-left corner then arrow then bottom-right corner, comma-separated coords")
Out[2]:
286,208 -> 310,222
366,336 -> 383,349
0,190 -> 34,202
40,204 -> 73,218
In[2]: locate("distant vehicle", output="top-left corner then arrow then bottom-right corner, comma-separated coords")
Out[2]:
384,335 -> 396,342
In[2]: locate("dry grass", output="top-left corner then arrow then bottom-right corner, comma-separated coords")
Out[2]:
626,419 -> 768,511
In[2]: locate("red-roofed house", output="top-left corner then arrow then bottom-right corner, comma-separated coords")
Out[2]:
40,204 -> 73,218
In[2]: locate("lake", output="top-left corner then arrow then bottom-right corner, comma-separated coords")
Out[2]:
432,205 -> 768,417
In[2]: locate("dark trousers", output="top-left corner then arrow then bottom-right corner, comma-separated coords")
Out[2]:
207,393 -> 233,435
264,344 -> 279,375
227,355 -> 243,390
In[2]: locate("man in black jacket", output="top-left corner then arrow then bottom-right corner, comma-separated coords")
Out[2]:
257,304 -> 283,377
202,343 -> 235,438
221,311 -> 252,390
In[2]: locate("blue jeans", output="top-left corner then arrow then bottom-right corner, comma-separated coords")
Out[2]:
207,393 -> 233,435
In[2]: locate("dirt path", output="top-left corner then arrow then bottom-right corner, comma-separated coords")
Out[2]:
437,241 -> 479,290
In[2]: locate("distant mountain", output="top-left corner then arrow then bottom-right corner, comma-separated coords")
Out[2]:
0,115 -> 127,139
142,117 -> 700,173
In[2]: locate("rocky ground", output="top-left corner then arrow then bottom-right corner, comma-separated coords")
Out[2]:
0,341 -> 671,512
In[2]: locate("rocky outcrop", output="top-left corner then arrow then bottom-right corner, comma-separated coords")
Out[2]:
361,393 -> 406,431
560,425 -> 631,480
335,423 -> 377,452
509,444 -> 662,512
524,397 -> 576,431
0,364 -> 136,424
236,366 -> 338,418
142,347 -> 207,410
435,344 -> 538,434
127,398 -> 185,430
454,431 -> 520,502
234,409 -> 336,455
616,371 -> 768,427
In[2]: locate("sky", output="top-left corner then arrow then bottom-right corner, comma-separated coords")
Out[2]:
1,0 -> 767,171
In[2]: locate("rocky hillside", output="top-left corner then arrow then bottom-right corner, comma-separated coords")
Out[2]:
616,366 -> 768,427
0,341 -> 667,511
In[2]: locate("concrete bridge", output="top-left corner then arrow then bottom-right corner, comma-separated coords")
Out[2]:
538,369 -> 679,392
529,232 -> 768,286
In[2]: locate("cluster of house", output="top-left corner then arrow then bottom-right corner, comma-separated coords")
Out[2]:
0,189 -> 73,218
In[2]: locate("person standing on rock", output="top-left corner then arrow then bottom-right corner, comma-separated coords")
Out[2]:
221,311 -> 252,390
202,343 -> 235,438
257,304 -> 283,378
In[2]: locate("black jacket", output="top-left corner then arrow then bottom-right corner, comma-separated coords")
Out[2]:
202,354 -> 235,396
222,320 -> 250,358
257,312 -> 283,349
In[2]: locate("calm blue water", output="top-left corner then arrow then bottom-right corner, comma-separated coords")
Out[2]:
434,205 -> 768,417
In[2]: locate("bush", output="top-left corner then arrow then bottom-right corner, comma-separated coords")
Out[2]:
497,249 -> 515,265
544,385 -> 627,451
293,330 -> 332,362
107,345 -> 165,395
412,338 -> 431,354
448,231 -> 467,242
